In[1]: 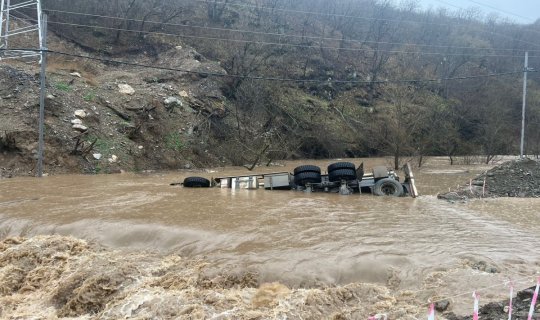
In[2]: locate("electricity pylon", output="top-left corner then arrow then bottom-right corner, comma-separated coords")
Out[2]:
0,0 -> 43,60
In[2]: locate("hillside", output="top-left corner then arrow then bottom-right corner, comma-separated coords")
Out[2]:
1,0 -> 540,176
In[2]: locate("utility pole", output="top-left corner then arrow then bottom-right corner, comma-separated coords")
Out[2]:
36,14 -> 47,177
520,52 -> 535,160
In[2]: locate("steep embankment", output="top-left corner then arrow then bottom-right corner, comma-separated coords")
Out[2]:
1,40 -> 232,177
1,20 -> 360,177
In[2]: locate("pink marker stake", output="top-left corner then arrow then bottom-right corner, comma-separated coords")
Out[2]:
508,284 -> 514,320
428,303 -> 435,320
527,277 -> 540,320
473,291 -> 480,320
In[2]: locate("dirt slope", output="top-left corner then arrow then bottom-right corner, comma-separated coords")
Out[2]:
1,41 -> 229,177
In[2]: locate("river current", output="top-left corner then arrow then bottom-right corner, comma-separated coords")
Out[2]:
1,157 -> 539,318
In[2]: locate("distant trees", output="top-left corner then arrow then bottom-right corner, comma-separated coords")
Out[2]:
39,0 -> 540,163
43,0 -> 184,49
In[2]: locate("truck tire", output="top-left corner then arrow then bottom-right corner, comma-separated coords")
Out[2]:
328,169 -> 357,182
373,178 -> 403,197
183,177 -> 211,188
328,162 -> 356,173
293,165 -> 321,175
294,171 -> 322,186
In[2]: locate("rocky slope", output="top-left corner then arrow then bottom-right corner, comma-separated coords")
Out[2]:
446,286 -> 539,320
1,39 -> 232,177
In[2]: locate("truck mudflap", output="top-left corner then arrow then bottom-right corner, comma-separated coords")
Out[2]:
402,163 -> 419,198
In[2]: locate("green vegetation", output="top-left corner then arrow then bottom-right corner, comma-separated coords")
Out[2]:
165,132 -> 184,152
86,136 -> 111,156
83,91 -> 96,102
42,0 -> 540,165
55,82 -> 72,91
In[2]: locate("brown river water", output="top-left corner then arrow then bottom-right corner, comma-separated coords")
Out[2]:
1,157 -> 539,319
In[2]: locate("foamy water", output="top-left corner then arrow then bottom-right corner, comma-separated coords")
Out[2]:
1,158 -> 539,318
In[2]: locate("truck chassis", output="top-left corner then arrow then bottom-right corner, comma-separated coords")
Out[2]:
183,162 -> 418,198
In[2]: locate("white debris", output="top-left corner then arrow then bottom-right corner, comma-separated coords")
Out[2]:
108,155 -> 118,163
70,72 -> 82,78
164,97 -> 182,106
118,84 -> 135,95
74,110 -> 87,118
93,153 -> 102,160
72,124 -> 88,132
71,119 -> 83,125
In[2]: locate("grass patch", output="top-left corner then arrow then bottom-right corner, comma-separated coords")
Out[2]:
83,91 -> 96,102
86,136 -> 112,155
55,82 -> 72,91
165,132 -> 184,152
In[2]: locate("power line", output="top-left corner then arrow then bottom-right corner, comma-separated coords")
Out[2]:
42,8 -> 540,53
465,0 -> 534,22
186,0 -> 540,48
35,19 -> 537,59
0,47 -> 532,84
436,0 -> 540,36
44,1 -> 540,49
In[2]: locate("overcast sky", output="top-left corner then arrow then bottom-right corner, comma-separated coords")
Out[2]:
416,0 -> 539,24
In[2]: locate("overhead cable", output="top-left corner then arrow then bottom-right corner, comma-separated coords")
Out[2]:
42,9 -> 540,53
0,47 -> 532,84
34,20 -> 538,59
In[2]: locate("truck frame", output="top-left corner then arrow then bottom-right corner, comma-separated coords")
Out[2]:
195,162 -> 418,198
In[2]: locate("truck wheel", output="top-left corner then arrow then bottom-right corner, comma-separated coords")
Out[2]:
293,165 -> 321,175
328,162 -> 356,173
373,178 -> 403,197
183,177 -> 211,188
294,171 -> 322,186
328,169 -> 356,182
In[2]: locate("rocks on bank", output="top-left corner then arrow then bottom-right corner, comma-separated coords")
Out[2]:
446,285 -> 539,320
438,159 -> 540,200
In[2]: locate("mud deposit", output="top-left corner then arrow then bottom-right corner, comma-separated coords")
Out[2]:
0,236 -> 416,319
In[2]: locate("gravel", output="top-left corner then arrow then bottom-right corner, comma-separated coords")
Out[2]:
438,159 -> 540,200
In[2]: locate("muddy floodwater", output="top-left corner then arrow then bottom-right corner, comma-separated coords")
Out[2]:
1,158 -> 540,318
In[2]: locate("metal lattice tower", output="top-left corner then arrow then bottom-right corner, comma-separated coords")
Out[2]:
0,0 -> 43,60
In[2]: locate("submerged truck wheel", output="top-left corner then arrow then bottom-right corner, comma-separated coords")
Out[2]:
293,165 -> 321,175
183,177 -> 211,188
328,162 -> 356,173
328,168 -> 357,182
373,178 -> 403,197
294,171 -> 322,186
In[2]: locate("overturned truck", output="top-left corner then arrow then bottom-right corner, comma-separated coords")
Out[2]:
181,162 -> 418,198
